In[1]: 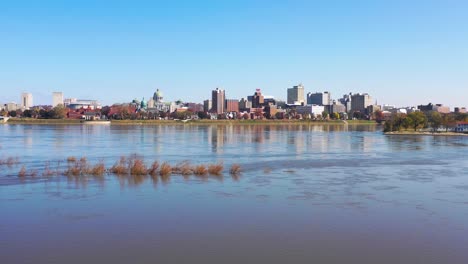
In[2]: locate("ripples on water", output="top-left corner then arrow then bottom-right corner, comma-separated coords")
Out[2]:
1,124 -> 468,263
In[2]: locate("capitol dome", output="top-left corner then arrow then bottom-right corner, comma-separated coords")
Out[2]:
153,89 -> 163,103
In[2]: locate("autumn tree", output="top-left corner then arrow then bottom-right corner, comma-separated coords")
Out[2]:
429,111 -> 442,132
407,111 -> 427,131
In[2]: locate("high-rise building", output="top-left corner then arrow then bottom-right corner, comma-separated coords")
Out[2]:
225,99 -> 239,113
239,98 -> 252,111
287,84 -> 305,105
203,100 -> 212,112
350,93 -> 373,113
52,92 -> 64,107
455,107 -> 467,114
211,88 -> 225,114
330,101 -> 346,114
21,92 -> 33,109
307,91 -> 330,106
252,89 -> 265,108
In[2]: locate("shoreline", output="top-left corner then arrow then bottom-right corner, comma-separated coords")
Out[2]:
385,131 -> 468,136
4,118 -> 378,126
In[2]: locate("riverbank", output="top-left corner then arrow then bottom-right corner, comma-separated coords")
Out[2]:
4,118 -> 379,126
6,118 -> 82,124
385,131 -> 468,136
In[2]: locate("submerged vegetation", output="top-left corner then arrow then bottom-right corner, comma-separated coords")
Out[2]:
2,155 -> 242,186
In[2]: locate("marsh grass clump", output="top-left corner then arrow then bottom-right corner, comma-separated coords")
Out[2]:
172,161 -> 192,176
229,164 -> 241,175
67,156 -> 77,163
64,157 -> 89,176
193,164 -> 208,176
18,166 -> 27,177
129,159 -> 147,176
159,162 -> 172,176
147,161 -> 159,176
42,162 -> 55,177
110,156 -> 128,175
1,157 -> 19,167
89,162 -> 106,176
18,166 -> 37,177
208,163 -> 224,176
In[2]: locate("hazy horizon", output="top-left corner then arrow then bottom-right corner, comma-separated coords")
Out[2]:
1,0 -> 467,107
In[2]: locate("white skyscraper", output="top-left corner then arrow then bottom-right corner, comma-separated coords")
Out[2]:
287,84 -> 305,105
52,92 -> 64,107
21,92 -> 33,109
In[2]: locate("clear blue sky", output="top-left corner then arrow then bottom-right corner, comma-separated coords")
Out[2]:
1,0 -> 467,107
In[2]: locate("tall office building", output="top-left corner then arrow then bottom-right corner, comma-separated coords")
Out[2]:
287,84 -> 305,105
252,89 -> 265,108
52,92 -> 64,107
307,91 -> 330,106
225,99 -> 239,113
211,88 -> 225,114
203,100 -> 212,112
21,92 -> 33,109
350,93 -> 372,113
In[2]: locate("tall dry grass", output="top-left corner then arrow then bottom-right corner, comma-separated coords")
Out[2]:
193,164 -> 208,176
147,161 -> 159,176
129,159 -> 147,176
110,156 -> 128,175
159,162 -> 172,176
229,164 -> 241,175
208,163 -> 224,176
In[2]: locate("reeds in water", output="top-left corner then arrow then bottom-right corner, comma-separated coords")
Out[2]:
18,166 -> 37,177
110,156 -> 128,175
89,162 -> 106,176
193,164 -> 208,176
1,157 -> 19,167
208,163 -> 224,176
67,156 -> 77,162
130,159 -> 147,176
147,161 -> 159,176
229,164 -> 241,175
159,162 -> 172,176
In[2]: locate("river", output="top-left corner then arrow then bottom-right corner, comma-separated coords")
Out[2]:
1,124 -> 467,263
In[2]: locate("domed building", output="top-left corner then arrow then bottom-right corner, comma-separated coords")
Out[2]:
140,97 -> 147,109
153,89 -> 163,103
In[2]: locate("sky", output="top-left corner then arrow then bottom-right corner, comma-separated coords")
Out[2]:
1,0 -> 467,107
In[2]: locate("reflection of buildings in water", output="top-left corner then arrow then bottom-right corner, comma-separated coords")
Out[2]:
23,126 -> 34,147
209,125 -> 225,153
350,134 -> 374,153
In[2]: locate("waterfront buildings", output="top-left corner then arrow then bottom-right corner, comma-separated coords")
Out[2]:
455,122 -> 468,132
455,107 -> 467,114
350,93 -> 373,114
203,100 -> 212,113
239,98 -> 252,111
339,93 -> 352,113
5,102 -> 18,112
153,89 -> 163,102
21,93 -> 33,109
52,92 -> 64,107
211,88 -> 225,114
252,89 -> 265,108
296,105 -> 325,117
287,84 -> 305,105
418,103 -> 451,114
330,101 -> 346,114
307,91 -> 330,106
225,99 -> 239,113
65,99 -> 101,110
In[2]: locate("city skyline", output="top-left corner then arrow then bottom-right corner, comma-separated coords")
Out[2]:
1,1 -> 467,107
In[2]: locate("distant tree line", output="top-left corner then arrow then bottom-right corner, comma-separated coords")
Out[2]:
2,105 -> 68,119
384,111 -> 467,132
